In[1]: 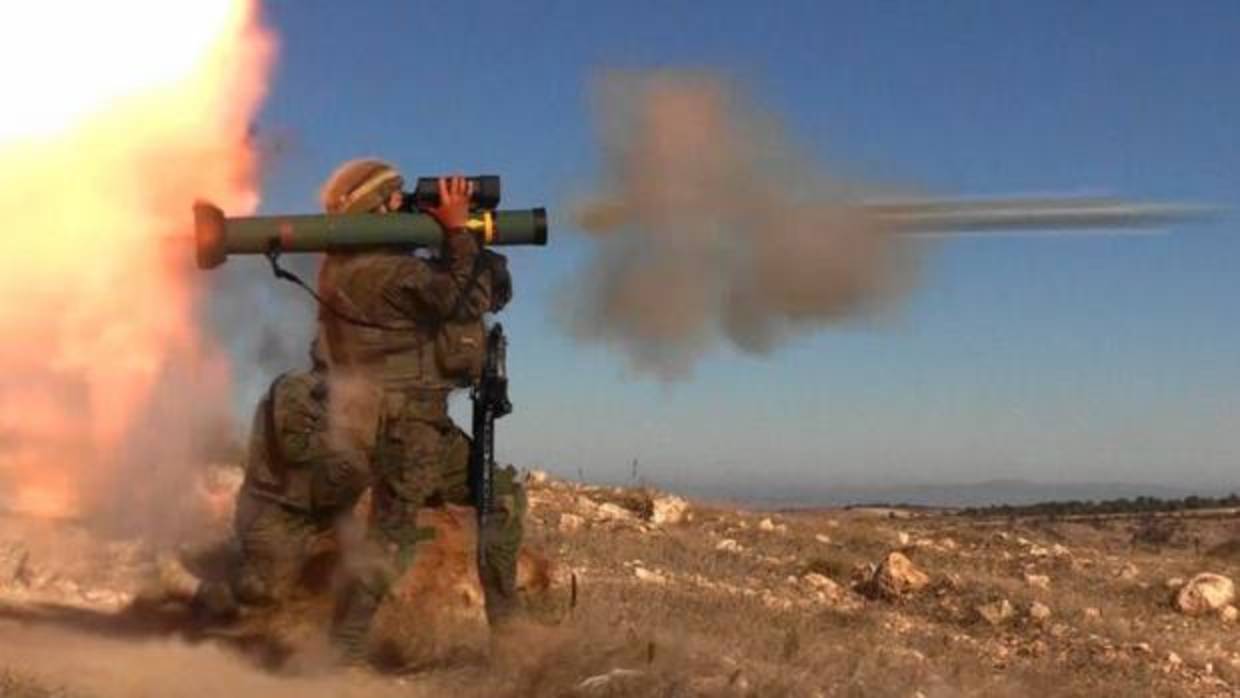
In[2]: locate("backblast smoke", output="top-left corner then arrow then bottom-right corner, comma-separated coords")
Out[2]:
0,1 -> 274,533
571,72 -> 914,378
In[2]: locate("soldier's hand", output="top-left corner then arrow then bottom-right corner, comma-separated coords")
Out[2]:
424,175 -> 473,232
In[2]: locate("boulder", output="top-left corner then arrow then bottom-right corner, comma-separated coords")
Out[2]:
1222,605 -> 1238,623
633,567 -> 667,585
1024,573 -> 1051,590
1115,562 -> 1140,581
594,502 -> 635,523
801,573 -> 842,597
558,513 -> 585,533
650,495 -> 690,525
1174,573 -> 1236,616
1028,601 -> 1052,623
867,552 -> 930,599
976,599 -> 1015,626
715,539 -> 744,553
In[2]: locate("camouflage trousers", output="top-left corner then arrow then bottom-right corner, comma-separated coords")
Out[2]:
331,388 -> 526,660
190,487 -> 336,616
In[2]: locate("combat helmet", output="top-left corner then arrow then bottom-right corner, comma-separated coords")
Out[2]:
320,158 -> 404,214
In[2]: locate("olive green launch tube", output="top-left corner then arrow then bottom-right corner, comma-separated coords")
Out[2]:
194,201 -> 548,270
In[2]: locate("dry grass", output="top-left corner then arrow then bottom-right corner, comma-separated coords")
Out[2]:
4,476 -> 1240,697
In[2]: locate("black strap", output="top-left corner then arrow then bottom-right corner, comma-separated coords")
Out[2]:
265,246 -> 489,332
265,249 -> 412,332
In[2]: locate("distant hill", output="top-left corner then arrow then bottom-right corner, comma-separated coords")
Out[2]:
662,478 -> 1233,509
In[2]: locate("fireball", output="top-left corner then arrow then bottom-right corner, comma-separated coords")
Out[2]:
0,1 -> 274,517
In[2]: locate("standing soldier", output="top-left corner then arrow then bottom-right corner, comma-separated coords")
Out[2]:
314,160 -> 523,662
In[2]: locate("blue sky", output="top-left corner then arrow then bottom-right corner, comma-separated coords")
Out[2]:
241,0 -> 1239,493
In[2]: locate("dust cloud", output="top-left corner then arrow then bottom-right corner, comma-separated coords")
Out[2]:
0,623 -> 409,698
570,72 -> 915,378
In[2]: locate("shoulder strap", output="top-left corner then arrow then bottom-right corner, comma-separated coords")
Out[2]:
266,250 -> 412,332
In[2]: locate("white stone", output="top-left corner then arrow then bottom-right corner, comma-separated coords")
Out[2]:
716,539 -> 743,553
1028,601 -> 1052,622
649,495 -> 690,525
976,599 -> 1015,625
633,567 -> 666,585
758,517 -> 777,532
802,573 -> 842,597
526,469 -> 549,484
558,513 -> 584,533
595,502 -> 635,522
1024,573 -> 1051,590
1222,605 -> 1239,623
1175,573 -> 1236,616
869,552 -> 930,598
814,533 -> 832,545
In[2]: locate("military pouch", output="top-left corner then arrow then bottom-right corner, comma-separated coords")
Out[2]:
435,319 -> 486,384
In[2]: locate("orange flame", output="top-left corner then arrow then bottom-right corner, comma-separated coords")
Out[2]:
0,1 -> 274,517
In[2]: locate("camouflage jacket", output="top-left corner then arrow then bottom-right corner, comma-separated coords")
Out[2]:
315,237 -> 506,389
242,371 -> 369,513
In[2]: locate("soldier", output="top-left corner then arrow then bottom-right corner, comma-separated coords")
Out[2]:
191,351 -> 370,618
314,160 -> 523,662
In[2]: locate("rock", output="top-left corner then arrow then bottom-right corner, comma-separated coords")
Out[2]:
938,537 -> 958,551
1050,544 -> 1071,558
1024,573 -> 1051,590
1129,642 -> 1153,655
526,469 -> 549,485
1222,605 -> 1239,623
558,513 -> 585,533
758,517 -> 787,533
1028,601 -> 1052,623
577,668 -> 645,693
633,567 -> 666,585
1174,573 -> 1236,616
716,539 -> 744,553
976,599 -> 1015,625
1082,607 -> 1102,620
377,505 -> 552,666
595,502 -> 635,522
1165,576 -> 1186,590
1166,651 -> 1183,667
801,573 -> 842,597
1115,562 -> 1140,581
896,531 -> 911,546
1028,544 -> 1051,558
650,495 -> 690,525
868,552 -> 930,599
814,533 -> 832,545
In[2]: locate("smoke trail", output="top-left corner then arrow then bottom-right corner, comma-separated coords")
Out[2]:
0,1 -> 274,538
570,72 -> 915,378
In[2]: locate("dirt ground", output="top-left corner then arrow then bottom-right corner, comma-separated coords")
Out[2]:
2,471 -> 1239,697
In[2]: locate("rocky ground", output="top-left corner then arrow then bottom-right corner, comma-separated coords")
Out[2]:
2,469 -> 1240,697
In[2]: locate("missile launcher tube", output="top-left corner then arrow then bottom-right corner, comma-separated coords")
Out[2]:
194,202 -> 547,269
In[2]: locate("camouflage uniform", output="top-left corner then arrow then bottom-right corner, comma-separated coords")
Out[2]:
318,245 -> 523,657
198,370 -> 368,614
